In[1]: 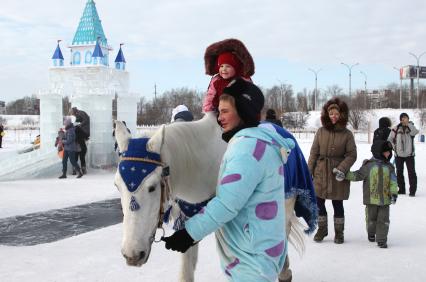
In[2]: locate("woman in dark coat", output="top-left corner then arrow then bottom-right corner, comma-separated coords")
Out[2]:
308,97 -> 357,244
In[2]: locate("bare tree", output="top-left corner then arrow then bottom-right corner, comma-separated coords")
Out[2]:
264,86 -> 281,113
296,89 -> 308,112
282,112 -> 310,129
348,93 -> 367,130
137,88 -> 203,125
323,85 -> 344,106
416,108 -> 426,130
22,117 -> 36,127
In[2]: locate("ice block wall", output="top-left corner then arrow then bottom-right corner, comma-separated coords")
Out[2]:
72,94 -> 115,168
117,95 -> 138,134
39,93 -> 63,150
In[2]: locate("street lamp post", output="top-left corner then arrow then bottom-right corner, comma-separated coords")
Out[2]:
308,68 -> 322,111
341,62 -> 359,97
360,71 -> 367,108
393,67 -> 403,109
409,51 -> 426,108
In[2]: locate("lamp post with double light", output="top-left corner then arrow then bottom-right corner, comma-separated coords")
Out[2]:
308,68 -> 322,111
341,62 -> 359,97
360,71 -> 367,108
409,51 -> 426,108
393,66 -> 403,109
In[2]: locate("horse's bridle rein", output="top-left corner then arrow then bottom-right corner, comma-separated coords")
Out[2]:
120,156 -> 171,243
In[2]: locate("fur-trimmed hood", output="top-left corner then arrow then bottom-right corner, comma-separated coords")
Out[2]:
320,97 -> 349,131
204,38 -> 255,77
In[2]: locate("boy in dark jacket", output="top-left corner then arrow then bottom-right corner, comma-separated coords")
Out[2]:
373,117 -> 391,142
342,140 -> 398,248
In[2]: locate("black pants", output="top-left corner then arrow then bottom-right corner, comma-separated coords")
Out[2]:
0,136 -> 2,148
395,156 -> 417,195
317,197 -> 344,217
75,139 -> 87,168
62,150 -> 80,174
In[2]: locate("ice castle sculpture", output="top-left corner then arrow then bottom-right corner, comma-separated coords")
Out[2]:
41,0 -> 138,168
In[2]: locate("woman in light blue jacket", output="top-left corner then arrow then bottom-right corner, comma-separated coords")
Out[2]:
162,78 -> 294,282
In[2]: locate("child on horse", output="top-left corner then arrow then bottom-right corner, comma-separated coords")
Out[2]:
202,38 -> 255,113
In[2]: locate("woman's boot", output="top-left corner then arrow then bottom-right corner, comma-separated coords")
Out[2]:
314,216 -> 328,242
76,168 -> 83,178
334,216 -> 345,244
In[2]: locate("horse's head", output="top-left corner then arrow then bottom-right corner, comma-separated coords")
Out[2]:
114,121 -> 167,266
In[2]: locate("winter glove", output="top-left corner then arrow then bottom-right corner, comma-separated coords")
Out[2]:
332,168 -> 345,182
391,194 -> 398,204
161,228 -> 195,253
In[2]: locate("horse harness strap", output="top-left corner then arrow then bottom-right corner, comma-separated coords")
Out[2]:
120,156 -> 164,167
158,168 -> 171,229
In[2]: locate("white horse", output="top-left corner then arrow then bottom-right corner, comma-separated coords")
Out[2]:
114,113 -> 305,282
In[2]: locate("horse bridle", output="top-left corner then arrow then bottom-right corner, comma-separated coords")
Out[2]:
120,156 -> 171,243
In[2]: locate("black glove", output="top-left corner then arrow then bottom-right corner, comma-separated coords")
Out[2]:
161,229 -> 195,253
391,194 -> 398,204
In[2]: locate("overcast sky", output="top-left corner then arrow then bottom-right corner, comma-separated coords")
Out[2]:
1,0 -> 425,102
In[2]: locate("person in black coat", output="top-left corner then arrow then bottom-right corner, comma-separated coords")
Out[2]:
69,107 -> 90,174
264,108 -> 283,127
373,117 -> 391,142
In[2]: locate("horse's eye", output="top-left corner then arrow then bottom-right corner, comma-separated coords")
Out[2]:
148,186 -> 156,193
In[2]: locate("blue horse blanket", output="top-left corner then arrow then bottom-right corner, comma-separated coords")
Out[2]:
260,122 -> 318,234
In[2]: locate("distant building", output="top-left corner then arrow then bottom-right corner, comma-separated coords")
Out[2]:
368,90 -> 387,109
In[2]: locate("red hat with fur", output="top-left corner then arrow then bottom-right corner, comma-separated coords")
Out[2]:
217,52 -> 242,75
204,38 -> 255,77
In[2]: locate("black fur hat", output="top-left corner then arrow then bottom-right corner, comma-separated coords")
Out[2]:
223,78 -> 264,127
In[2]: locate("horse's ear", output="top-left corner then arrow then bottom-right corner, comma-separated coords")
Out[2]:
147,124 -> 165,153
114,120 -> 131,152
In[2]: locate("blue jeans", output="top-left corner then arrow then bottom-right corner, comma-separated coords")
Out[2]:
62,150 -> 80,174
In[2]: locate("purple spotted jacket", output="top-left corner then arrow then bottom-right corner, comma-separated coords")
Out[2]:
185,127 -> 295,281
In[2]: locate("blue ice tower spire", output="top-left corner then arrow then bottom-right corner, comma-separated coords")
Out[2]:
114,44 -> 126,70
72,0 -> 107,47
71,0 -> 109,66
52,40 -> 64,67
92,38 -> 104,65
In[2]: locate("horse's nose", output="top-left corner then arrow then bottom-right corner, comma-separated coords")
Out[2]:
122,251 -> 146,266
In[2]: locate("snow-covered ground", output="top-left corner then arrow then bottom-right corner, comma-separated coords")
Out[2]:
0,138 -> 425,281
